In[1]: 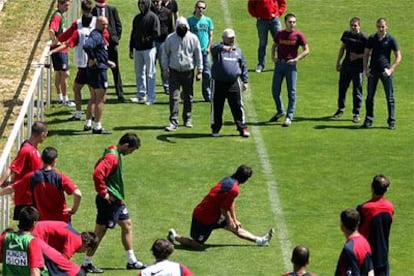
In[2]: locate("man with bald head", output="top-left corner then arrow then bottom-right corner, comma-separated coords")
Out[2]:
83,15 -> 115,134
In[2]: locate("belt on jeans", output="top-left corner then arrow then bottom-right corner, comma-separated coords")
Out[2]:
278,59 -> 288,63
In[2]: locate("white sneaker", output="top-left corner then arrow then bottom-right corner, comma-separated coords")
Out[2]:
165,123 -> 178,132
130,97 -> 139,103
211,132 -> 220,137
167,228 -> 177,243
255,65 -> 263,73
258,228 -> 275,246
282,118 -> 292,127
184,120 -> 193,128
65,101 -> 76,107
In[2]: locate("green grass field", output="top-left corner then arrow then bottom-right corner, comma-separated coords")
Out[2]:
8,0 -> 414,275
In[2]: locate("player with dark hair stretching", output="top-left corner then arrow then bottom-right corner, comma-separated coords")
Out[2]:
335,208 -> 374,276
168,165 -> 274,250
357,174 -> 394,276
282,245 -> 317,276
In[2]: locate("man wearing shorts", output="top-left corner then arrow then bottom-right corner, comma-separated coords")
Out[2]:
82,133 -> 144,273
167,165 -> 274,250
83,16 -> 115,134
49,0 -> 74,106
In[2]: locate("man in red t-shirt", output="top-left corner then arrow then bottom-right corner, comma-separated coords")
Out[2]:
32,220 -> 97,259
167,165 -> 274,250
31,147 -> 82,223
0,121 -> 47,186
269,13 -> 310,127
357,174 -> 394,276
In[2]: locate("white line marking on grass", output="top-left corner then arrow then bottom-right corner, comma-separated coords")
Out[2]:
219,0 -> 291,270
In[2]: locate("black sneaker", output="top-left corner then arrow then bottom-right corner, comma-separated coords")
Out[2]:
117,96 -> 125,103
126,261 -> 146,270
83,125 -> 92,131
81,263 -> 104,273
92,128 -> 112,135
68,115 -> 81,121
331,109 -> 344,119
269,113 -> 284,122
361,120 -> 373,128
388,122 -> 396,130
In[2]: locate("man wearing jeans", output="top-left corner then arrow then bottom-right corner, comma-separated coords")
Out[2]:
188,0 -> 214,102
270,13 -> 309,127
362,18 -> 401,130
248,0 -> 287,73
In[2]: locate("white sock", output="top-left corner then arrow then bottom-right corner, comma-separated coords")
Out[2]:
85,119 -> 92,127
126,250 -> 137,264
58,93 -> 63,101
94,122 -> 102,130
75,110 -> 82,118
84,256 -> 93,265
64,95 -> 69,102
255,237 -> 264,245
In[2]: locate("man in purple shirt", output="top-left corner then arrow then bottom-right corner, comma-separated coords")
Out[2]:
269,13 -> 309,127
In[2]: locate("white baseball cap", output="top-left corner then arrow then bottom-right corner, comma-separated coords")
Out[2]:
222,28 -> 235,38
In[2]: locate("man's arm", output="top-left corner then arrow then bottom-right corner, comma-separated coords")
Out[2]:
69,188 -> 82,215
0,168 -> 12,187
0,185 -> 15,196
336,43 -> 346,71
363,47 -> 371,77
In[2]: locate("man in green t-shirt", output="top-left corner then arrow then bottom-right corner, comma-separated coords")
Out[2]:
82,133 -> 144,273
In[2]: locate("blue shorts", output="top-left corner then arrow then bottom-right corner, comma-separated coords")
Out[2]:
95,195 -> 130,229
75,67 -> 88,85
51,52 -> 69,71
87,68 -> 108,89
190,216 -> 227,244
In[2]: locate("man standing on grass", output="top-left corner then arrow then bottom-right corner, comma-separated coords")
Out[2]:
83,15 -> 115,134
335,208 -> 374,276
269,13 -> 309,127
331,17 -> 368,123
362,17 -> 401,130
162,16 -> 202,131
82,133 -> 145,273
188,0 -> 214,102
357,174 -> 394,276
49,0 -> 74,107
167,165 -> 274,250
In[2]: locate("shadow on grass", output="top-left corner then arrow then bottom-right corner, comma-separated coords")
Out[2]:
46,129 -> 91,137
156,133 -> 214,143
174,243 -> 254,252
314,124 -> 388,130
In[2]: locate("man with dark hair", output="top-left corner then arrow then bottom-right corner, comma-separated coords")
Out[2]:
139,239 -> 192,276
0,206 -> 45,275
32,147 -> 82,223
269,13 -> 309,127
362,17 -> 401,130
332,17 -> 368,123
82,133 -> 144,273
357,174 -> 394,276
335,208 -> 374,276
33,220 -> 97,259
168,165 -> 274,250
282,245 -> 316,276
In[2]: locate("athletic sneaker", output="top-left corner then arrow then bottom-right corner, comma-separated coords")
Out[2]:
165,123 -> 178,132
255,64 -> 263,73
239,128 -> 250,137
126,261 -> 146,270
83,125 -> 92,131
184,120 -> 193,128
92,128 -> 112,135
352,114 -> 360,123
211,132 -> 220,137
81,263 -> 104,273
361,120 -> 372,128
388,122 -> 396,130
269,112 -> 285,122
68,115 -> 81,121
258,228 -> 275,246
64,101 -> 76,107
167,228 -> 177,243
282,118 -> 292,127
331,109 -> 344,119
